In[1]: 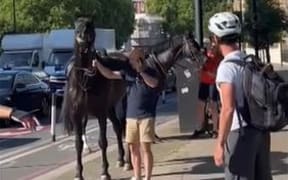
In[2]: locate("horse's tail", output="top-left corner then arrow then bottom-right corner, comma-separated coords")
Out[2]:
59,85 -> 74,135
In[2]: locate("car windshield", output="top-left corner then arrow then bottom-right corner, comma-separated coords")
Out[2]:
0,52 -> 32,67
48,51 -> 73,66
0,74 -> 14,90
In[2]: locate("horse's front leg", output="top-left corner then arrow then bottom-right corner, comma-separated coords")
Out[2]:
98,116 -> 111,180
74,114 -> 84,180
82,114 -> 92,153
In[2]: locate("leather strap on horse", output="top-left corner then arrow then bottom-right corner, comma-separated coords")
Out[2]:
150,53 -> 167,78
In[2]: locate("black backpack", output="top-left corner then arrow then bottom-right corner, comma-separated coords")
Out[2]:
227,55 -> 288,132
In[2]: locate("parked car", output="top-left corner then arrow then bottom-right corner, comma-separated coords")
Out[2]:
0,69 -> 50,127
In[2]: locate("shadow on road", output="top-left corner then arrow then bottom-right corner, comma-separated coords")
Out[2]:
159,133 -> 213,141
0,138 -> 40,150
152,151 -> 288,179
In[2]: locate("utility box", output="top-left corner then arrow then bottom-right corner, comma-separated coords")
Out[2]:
175,58 -> 200,133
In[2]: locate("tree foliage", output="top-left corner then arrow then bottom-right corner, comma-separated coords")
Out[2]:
0,0 -> 135,48
146,0 -> 194,36
146,0 -> 231,36
244,0 -> 288,48
244,0 -> 288,62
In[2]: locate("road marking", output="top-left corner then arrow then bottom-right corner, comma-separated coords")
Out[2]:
0,126 -> 47,137
0,123 -> 112,166
31,118 -> 178,180
58,143 -> 75,151
0,123 -> 99,160
0,94 -> 176,166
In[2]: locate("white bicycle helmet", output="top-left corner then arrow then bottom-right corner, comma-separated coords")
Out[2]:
208,12 -> 241,38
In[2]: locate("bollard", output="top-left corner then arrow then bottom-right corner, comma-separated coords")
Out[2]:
51,93 -> 56,142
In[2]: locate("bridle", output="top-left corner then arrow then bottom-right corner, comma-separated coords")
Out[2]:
150,40 -> 204,74
72,50 -> 98,93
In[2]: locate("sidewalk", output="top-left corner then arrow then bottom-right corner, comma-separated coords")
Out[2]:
37,119 -> 288,180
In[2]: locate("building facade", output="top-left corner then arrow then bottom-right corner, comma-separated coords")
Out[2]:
132,0 -> 146,14
129,0 -> 168,53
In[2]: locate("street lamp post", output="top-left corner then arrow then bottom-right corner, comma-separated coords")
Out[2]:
252,0 -> 259,58
12,0 -> 16,33
194,0 -> 203,48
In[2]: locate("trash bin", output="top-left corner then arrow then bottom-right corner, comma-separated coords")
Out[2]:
175,58 -> 200,133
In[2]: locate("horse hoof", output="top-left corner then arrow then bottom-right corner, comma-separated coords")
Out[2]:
116,160 -> 124,168
100,175 -> 111,180
83,147 -> 92,154
123,163 -> 133,171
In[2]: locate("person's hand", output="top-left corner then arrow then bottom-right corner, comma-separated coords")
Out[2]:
10,110 -> 40,131
92,59 -> 98,68
214,143 -> 225,167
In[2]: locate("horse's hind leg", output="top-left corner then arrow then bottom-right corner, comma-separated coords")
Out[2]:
82,114 -> 92,153
98,116 -> 111,180
108,108 -> 125,168
74,114 -> 85,180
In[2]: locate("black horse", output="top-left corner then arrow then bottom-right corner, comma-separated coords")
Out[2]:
61,17 -> 204,180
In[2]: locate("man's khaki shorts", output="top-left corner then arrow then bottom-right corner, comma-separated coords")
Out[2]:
126,117 -> 155,143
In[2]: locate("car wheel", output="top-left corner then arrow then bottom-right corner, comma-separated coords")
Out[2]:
40,96 -> 50,117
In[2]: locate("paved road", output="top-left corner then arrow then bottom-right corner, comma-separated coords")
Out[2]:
0,92 -> 178,180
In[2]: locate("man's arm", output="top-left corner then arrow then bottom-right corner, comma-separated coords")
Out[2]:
0,105 -> 39,129
139,70 -> 159,88
93,60 -> 122,80
217,83 -> 235,146
0,105 -> 13,119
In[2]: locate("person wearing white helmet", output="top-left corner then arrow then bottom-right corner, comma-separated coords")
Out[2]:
209,12 -> 272,180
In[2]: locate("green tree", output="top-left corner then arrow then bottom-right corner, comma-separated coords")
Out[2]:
146,0 -> 231,37
244,0 -> 288,62
0,0 -> 134,48
146,0 -> 194,36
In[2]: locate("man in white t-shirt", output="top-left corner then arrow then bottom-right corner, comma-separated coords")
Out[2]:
208,12 -> 272,179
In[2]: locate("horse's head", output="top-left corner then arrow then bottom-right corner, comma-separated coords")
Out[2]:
182,32 -> 206,66
74,17 -> 95,54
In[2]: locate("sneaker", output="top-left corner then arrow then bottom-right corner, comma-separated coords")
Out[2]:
190,129 -> 206,138
208,130 -> 218,139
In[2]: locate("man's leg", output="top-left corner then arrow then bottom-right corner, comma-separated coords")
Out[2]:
141,143 -> 153,180
140,118 -> 155,180
126,119 -> 142,179
210,101 -> 219,132
192,83 -> 209,137
210,85 -> 219,137
255,132 -> 272,180
129,143 -> 142,179
225,127 -> 259,180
